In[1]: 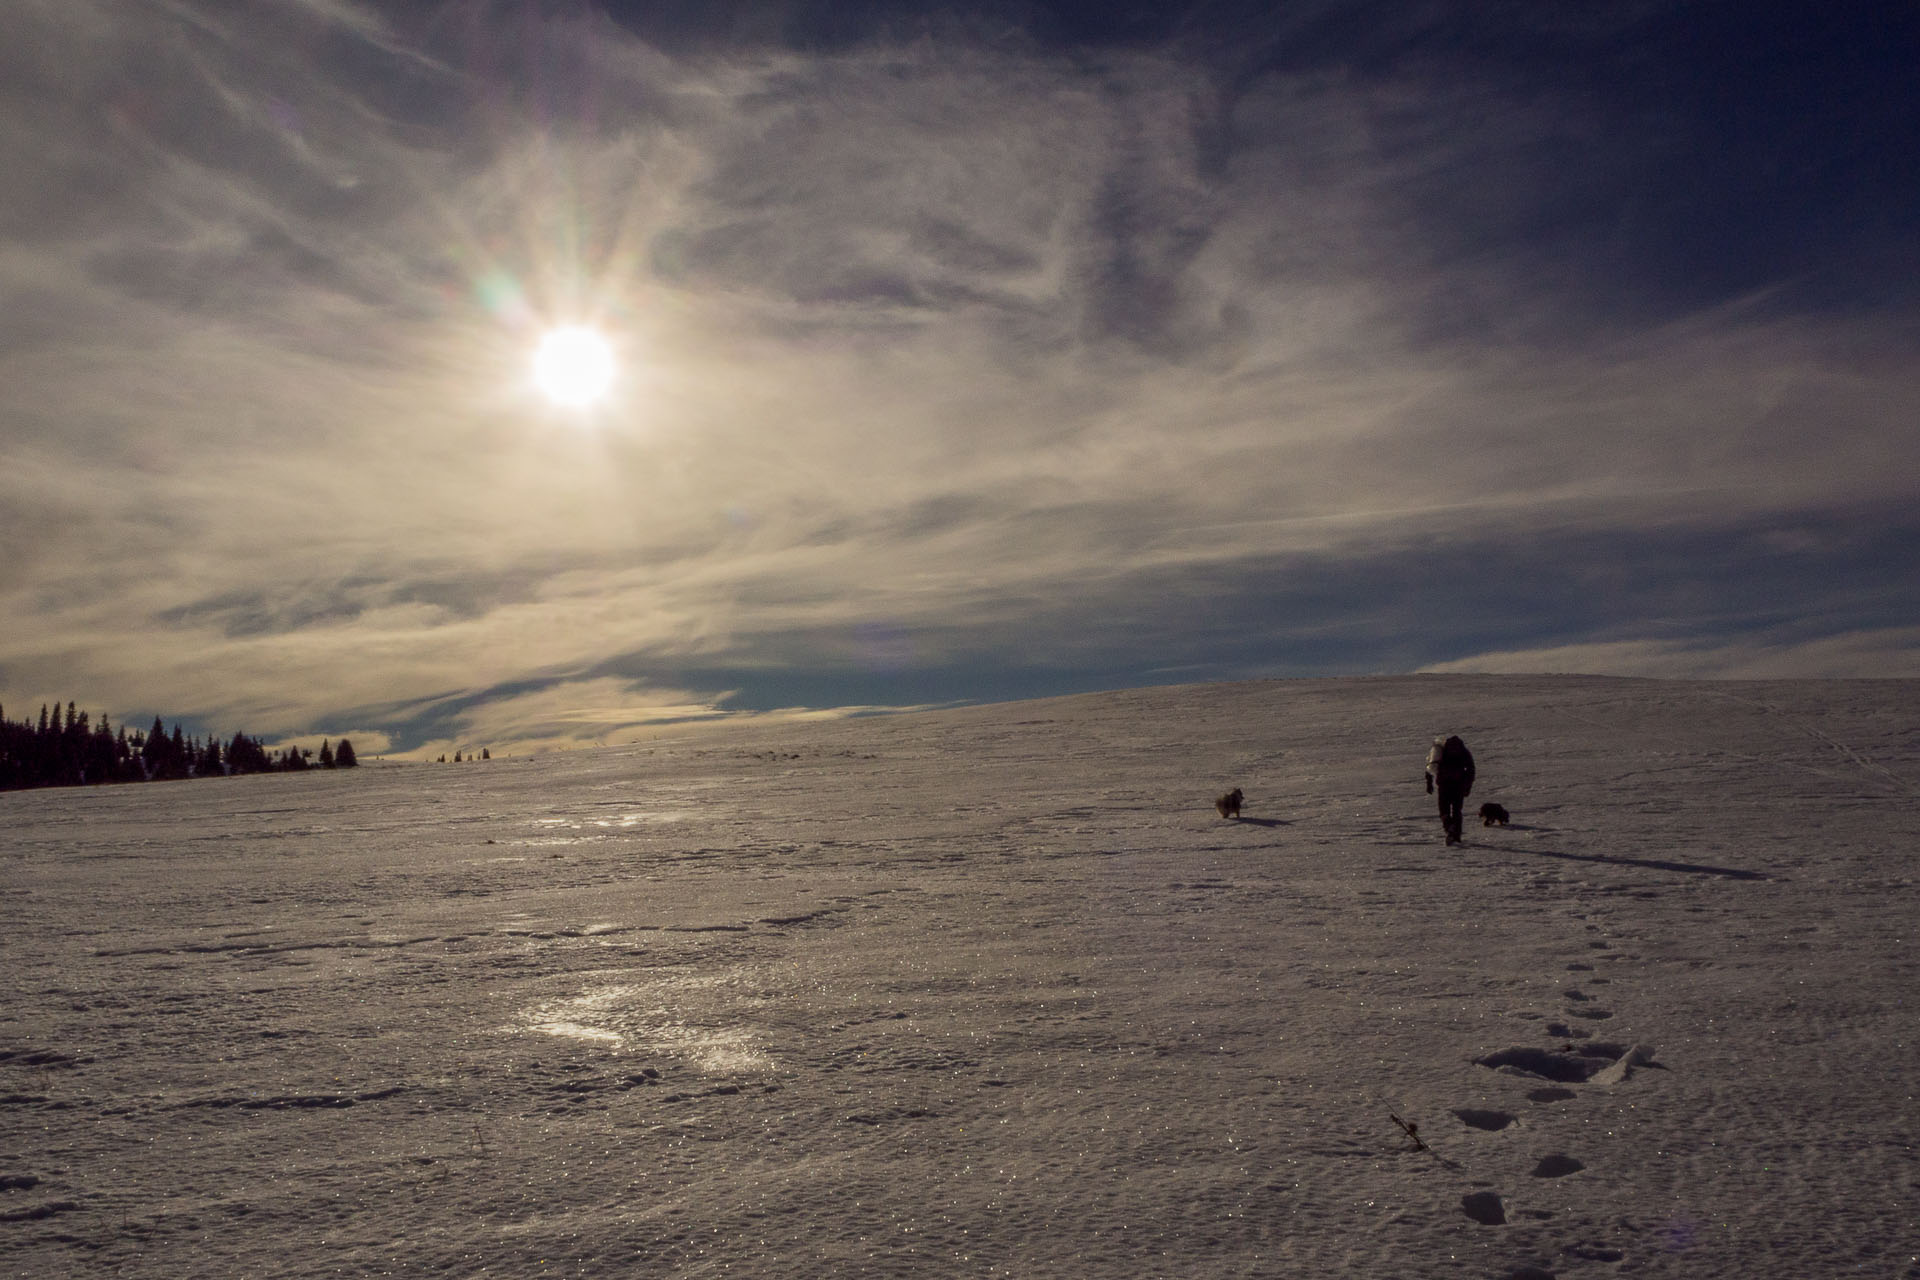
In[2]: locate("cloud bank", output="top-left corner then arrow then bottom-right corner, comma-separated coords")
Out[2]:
3,0 -> 1916,754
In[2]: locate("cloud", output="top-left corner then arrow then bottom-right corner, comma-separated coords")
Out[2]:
269,727 -> 395,758
2,0 -> 1916,753
380,674 -> 906,760
1419,629 -> 1920,682
389,676 -> 732,759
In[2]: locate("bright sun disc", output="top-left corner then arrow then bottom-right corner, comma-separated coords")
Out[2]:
533,326 -> 616,407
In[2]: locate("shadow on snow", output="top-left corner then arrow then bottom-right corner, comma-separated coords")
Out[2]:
1517,845 -> 1770,881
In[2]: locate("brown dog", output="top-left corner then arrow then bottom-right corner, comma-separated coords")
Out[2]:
1479,802 -> 1510,827
1215,787 -> 1244,819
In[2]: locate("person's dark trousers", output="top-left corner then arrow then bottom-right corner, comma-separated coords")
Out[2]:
1438,785 -> 1466,843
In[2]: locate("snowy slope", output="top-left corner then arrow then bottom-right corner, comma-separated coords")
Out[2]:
3,676 -> 1917,1278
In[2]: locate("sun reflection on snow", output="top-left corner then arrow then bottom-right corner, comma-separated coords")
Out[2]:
516,972 -> 772,1072
532,1020 -> 623,1045
531,811 -> 690,833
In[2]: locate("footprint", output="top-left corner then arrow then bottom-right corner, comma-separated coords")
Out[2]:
1531,1153 -> 1585,1178
1527,1087 -> 1577,1104
1461,1190 -> 1507,1225
1588,1044 -> 1659,1085
1475,1047 -> 1598,1083
1453,1108 -> 1518,1132
1478,1041 -> 1644,1084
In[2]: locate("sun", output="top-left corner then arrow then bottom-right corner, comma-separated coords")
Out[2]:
532,326 -> 616,407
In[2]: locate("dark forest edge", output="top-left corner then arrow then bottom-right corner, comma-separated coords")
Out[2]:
0,700 -> 357,792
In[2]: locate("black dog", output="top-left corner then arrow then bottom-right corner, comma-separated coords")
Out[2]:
1479,802 -> 1510,827
1215,787 -> 1244,819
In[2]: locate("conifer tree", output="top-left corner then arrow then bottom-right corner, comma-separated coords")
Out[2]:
0,703 -> 361,792
227,733 -> 270,775
143,717 -> 167,777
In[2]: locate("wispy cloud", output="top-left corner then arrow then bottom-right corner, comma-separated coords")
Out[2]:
3,0 -> 1916,751
392,676 -> 735,760
1421,629 -> 1920,681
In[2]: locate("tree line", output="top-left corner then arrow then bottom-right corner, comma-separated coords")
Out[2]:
0,701 -> 357,793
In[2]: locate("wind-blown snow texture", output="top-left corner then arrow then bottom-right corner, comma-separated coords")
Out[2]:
3,675 -> 1916,1278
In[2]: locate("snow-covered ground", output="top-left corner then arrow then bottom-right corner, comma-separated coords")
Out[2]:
3,675 -> 1916,1279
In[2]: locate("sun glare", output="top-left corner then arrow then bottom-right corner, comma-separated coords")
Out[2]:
532,326 -> 616,408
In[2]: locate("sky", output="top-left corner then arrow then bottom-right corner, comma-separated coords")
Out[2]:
3,0 -> 1918,759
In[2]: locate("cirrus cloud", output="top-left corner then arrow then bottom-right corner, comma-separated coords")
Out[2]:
3,0 -> 1916,753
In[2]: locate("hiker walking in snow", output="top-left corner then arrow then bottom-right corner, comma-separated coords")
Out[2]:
1425,734 -> 1475,845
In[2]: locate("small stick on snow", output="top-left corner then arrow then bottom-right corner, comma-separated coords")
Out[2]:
1381,1102 -> 1462,1171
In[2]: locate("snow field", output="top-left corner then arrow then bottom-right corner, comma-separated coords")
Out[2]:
3,675 -> 1917,1277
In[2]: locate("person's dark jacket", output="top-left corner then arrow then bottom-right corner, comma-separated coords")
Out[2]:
1426,736 -> 1475,796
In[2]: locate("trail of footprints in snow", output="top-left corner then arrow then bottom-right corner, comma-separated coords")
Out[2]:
1444,934 -> 1657,1275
